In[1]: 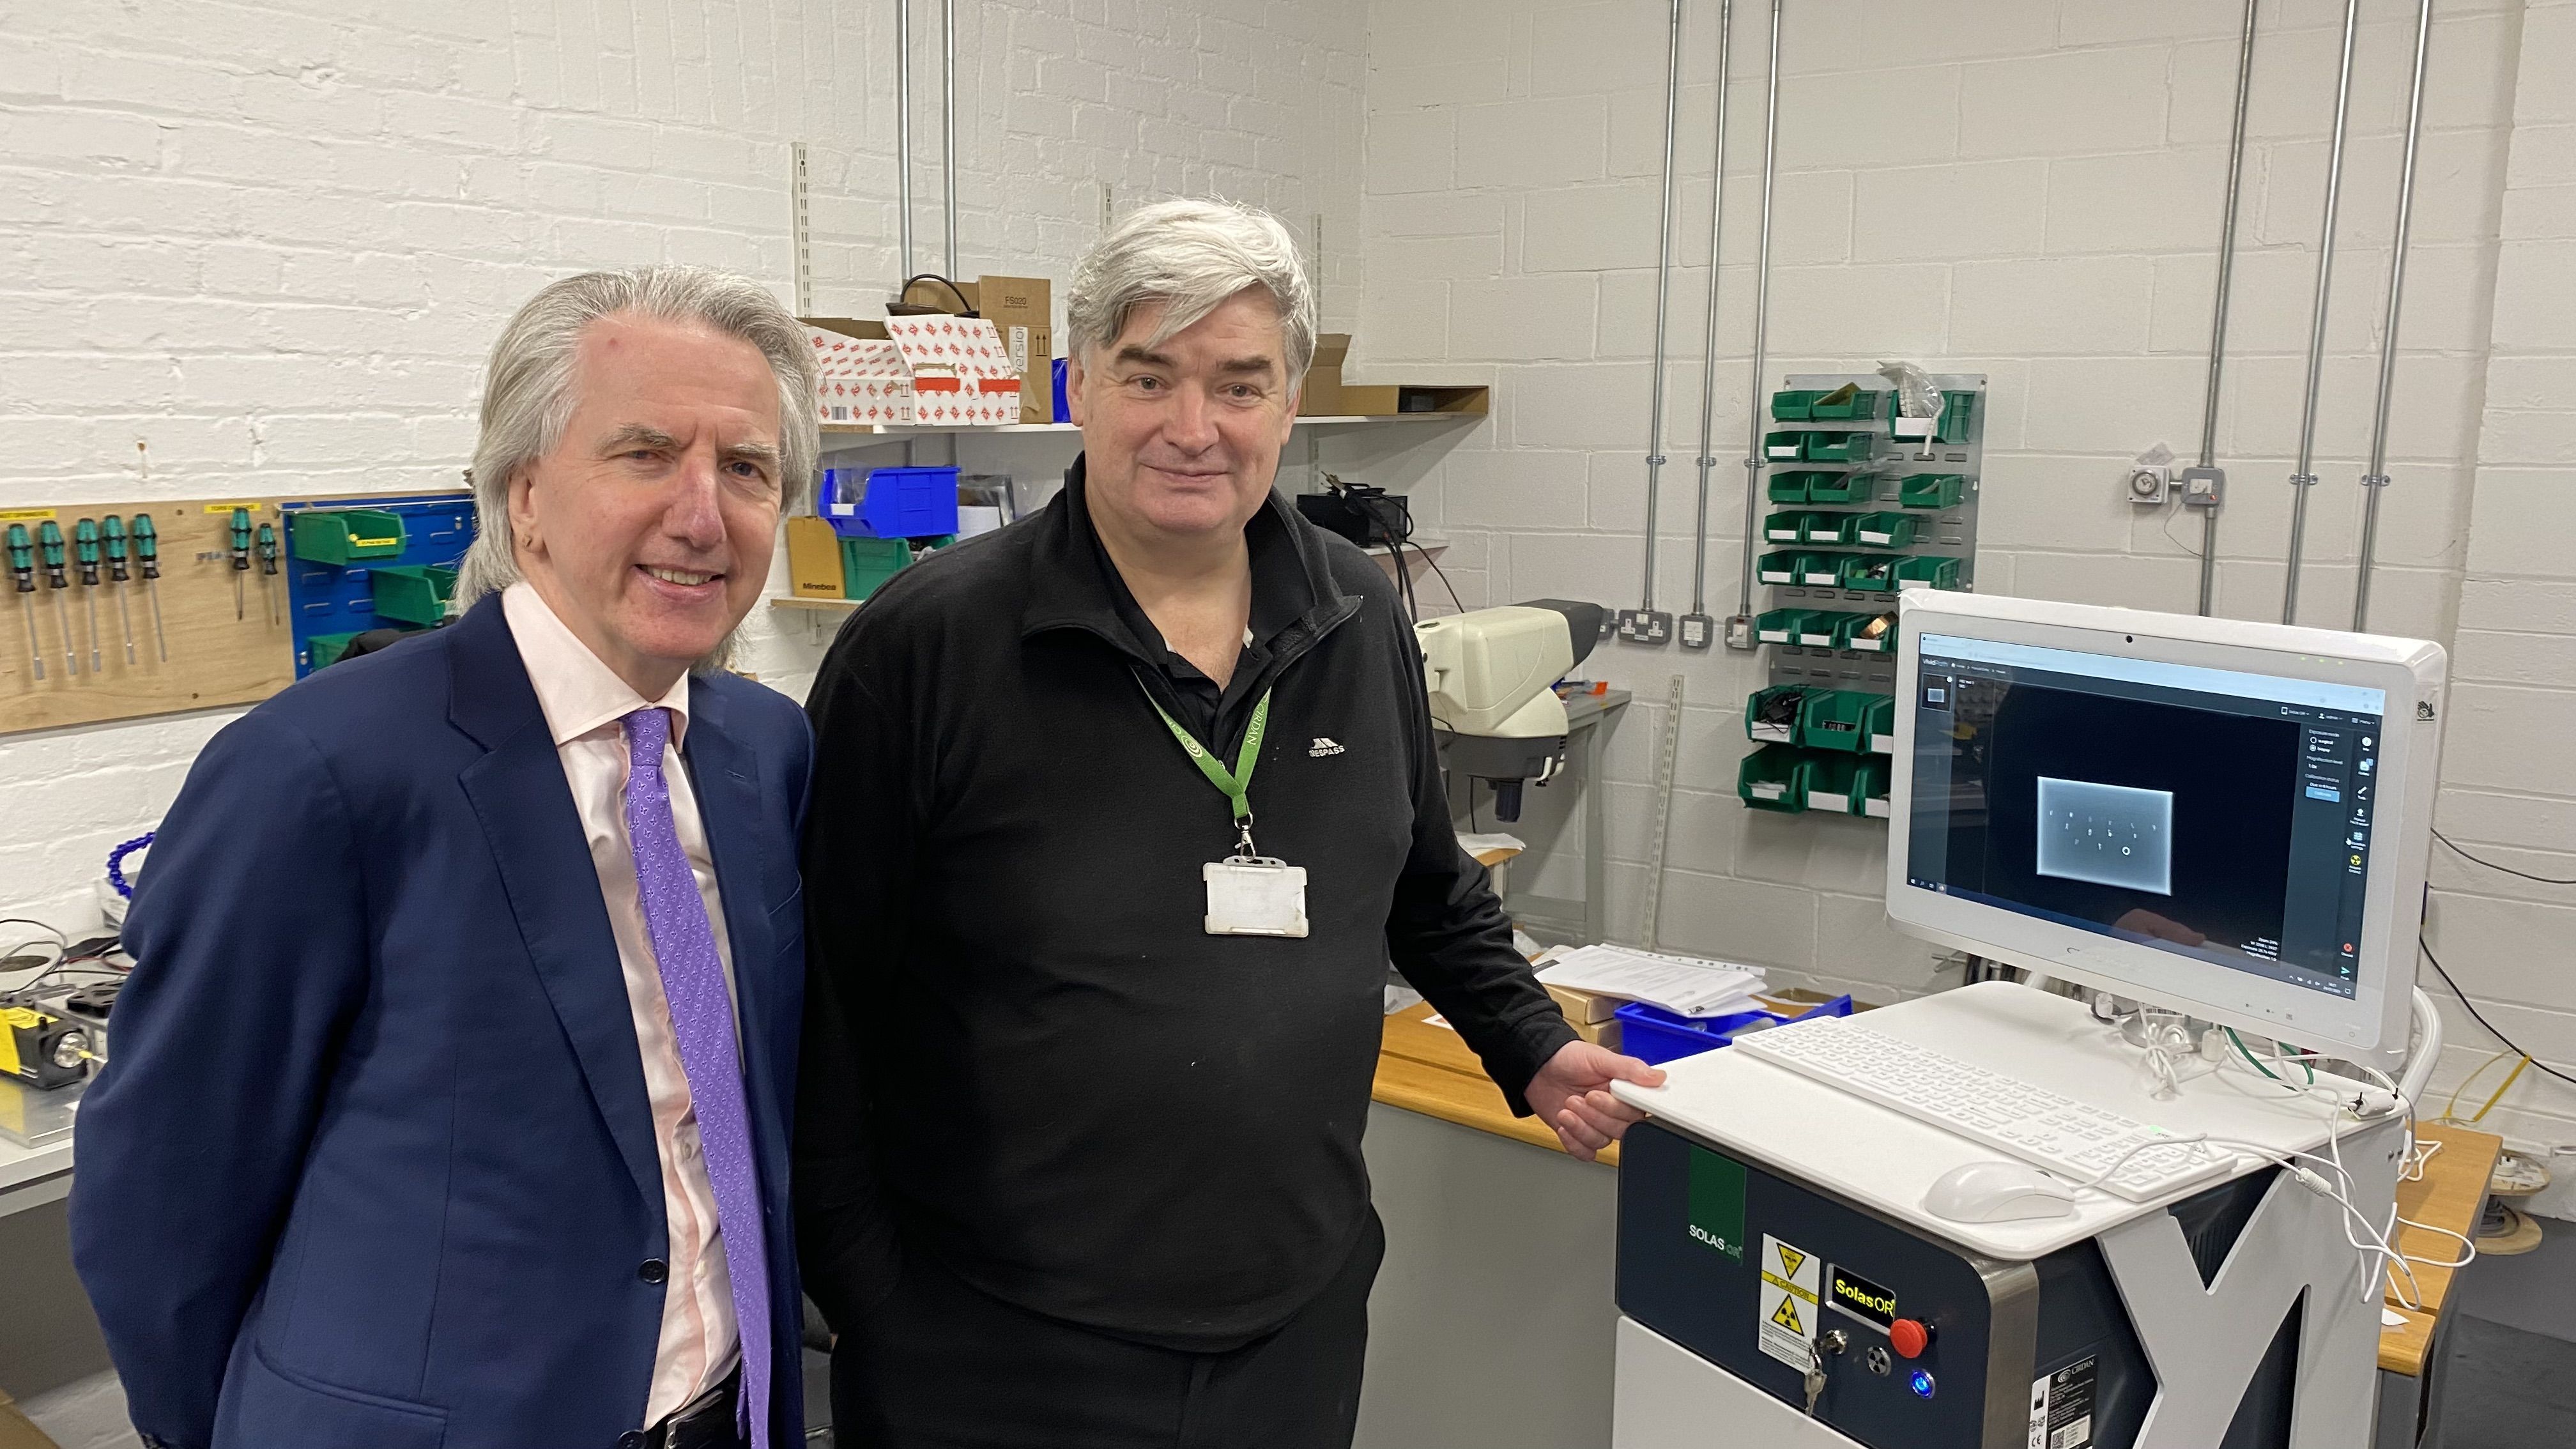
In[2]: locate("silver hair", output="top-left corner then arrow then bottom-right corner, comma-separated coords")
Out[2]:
1065,198 -> 1317,385
452,266 -> 820,669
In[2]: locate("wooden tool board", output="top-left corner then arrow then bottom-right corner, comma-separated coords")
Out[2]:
1,498 -> 296,736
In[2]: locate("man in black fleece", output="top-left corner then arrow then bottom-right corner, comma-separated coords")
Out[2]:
797,198 -> 1662,1448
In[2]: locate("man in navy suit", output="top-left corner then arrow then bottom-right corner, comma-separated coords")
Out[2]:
72,266 -> 819,1449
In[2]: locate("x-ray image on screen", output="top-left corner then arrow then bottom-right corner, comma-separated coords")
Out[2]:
2035,777 -> 2174,895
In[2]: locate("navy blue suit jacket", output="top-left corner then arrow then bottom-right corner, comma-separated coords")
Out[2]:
72,594 -> 811,1449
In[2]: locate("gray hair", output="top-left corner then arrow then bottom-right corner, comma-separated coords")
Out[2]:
454,266 -> 821,648
1066,198 -> 1317,385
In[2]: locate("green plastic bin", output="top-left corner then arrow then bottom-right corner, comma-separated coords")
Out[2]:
1804,753 -> 1860,813
1754,608 -> 1818,645
1764,510 -> 1814,544
1794,611 -> 1845,648
1802,513 -> 1860,546
1770,389 -> 1822,421
1855,756 -> 1892,817
1894,555 -> 1963,590
1770,471 -> 1842,504
1809,389 -> 1889,421
307,631 -> 365,669
370,564 -> 456,625
291,509 -> 407,565
1798,554 -> 1849,588
1805,471 -> 1878,505
1804,432 -> 1878,464
1763,430 -> 1809,461
1936,390 -> 1979,444
1793,689 -> 1882,753
1758,551 -> 1814,585
839,535 -> 916,600
1834,610 -> 1898,654
1851,510 -> 1917,548
1738,744 -> 1812,813
1899,473 -> 1968,510
1745,684 -> 1814,744
1839,554 -> 1903,592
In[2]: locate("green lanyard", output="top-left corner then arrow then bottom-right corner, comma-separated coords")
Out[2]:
1139,682 -> 1273,854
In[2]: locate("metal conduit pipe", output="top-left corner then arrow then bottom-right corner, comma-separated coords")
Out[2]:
2354,0 -> 2435,632
2196,0 -> 2260,617
1632,0 -> 1685,628
942,0 -> 960,279
2282,0 -> 2361,625
1687,0 -> 1738,629
1729,0 -> 1784,631
896,0 -> 914,277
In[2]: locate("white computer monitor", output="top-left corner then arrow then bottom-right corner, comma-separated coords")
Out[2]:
1885,590 -> 2447,1070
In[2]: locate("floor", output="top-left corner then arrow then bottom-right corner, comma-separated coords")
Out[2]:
2425,1215 -> 2576,1447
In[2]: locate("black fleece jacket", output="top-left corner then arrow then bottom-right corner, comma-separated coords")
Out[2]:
794,459 -> 1577,1351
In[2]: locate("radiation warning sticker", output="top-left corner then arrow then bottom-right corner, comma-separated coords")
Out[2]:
1756,1233 -> 1821,1369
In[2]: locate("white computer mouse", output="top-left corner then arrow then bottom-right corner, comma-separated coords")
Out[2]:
1923,1161 -> 2081,1223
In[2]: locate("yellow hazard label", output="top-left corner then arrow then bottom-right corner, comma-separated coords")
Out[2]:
1770,1296 -> 1804,1334
1776,1244 -> 1808,1280
203,502 -> 271,514
0,509 -> 57,523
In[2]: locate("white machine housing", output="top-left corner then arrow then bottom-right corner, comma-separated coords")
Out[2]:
1417,605 -> 1577,740
1885,590 -> 2446,1071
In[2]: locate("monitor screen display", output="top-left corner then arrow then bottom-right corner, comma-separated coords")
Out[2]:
1905,633 -> 2388,1001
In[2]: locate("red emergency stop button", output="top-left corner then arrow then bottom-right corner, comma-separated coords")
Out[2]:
1890,1319 -> 1931,1359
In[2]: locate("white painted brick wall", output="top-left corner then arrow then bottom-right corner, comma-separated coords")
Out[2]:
0,0 -> 1364,928
1362,0 -> 2576,1184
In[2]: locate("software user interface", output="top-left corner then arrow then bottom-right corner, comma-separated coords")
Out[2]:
1906,632 -> 2386,999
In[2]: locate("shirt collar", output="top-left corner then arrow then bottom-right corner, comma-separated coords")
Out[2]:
500,581 -> 692,751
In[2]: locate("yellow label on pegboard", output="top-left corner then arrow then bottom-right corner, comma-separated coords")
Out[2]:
0,509 -> 58,523
203,502 -> 270,514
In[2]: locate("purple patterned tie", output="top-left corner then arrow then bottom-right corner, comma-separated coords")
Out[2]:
622,707 -> 770,1449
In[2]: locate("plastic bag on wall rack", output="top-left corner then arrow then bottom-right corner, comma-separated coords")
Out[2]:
1877,361 -> 1940,420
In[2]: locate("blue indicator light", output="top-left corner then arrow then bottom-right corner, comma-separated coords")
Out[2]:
1910,1370 -> 1936,1399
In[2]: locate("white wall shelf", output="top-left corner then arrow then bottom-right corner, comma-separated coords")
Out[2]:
820,413 -> 1479,443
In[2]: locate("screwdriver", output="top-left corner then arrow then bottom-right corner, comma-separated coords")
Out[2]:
228,508 -> 252,621
36,521 -> 76,676
132,514 -> 167,662
101,516 -> 136,665
255,521 -> 279,626
5,523 -> 40,680
73,519 -> 102,672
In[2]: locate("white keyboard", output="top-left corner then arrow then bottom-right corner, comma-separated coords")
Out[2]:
1729,1020 -> 2234,1202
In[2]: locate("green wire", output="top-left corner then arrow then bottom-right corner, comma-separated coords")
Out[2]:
2227,1027 -> 2281,1080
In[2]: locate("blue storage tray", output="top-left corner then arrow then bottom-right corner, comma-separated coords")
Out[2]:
1612,994 -> 1856,1066
823,465 -> 960,539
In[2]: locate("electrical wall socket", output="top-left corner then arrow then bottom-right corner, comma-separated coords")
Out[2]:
2180,465 -> 2225,508
1678,613 -> 1713,650
2126,464 -> 2173,506
1724,615 -> 1756,650
1615,609 -> 1673,645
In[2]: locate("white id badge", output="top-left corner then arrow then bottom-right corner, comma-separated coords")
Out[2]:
1203,857 -> 1310,938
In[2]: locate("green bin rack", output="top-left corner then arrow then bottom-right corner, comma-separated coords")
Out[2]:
1764,510 -> 1814,544
291,509 -> 408,565
1745,684 -> 1814,744
1899,473 -> 1967,510
1754,608 -> 1819,645
1839,554 -> 1903,592
1763,430 -> 1809,461
1769,471 -> 1840,504
1803,432 -> 1878,464
369,564 -> 456,626
1807,471 -> 1878,505
1851,510 -> 1917,548
1770,389 -> 1823,421
1936,390 -> 1978,444
1893,555 -> 1962,590
1758,551 -> 1814,585
1809,389 -> 1888,421
1738,744 -> 1811,813
1834,610 -> 1897,654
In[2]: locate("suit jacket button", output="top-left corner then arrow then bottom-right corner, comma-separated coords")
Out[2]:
639,1259 -> 668,1284
618,1432 -> 647,1449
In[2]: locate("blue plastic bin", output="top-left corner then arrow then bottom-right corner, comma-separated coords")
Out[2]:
1052,358 -> 1070,421
1612,994 -> 1856,1066
823,466 -> 961,540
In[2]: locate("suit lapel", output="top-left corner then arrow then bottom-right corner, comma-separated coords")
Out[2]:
448,597 -> 664,1215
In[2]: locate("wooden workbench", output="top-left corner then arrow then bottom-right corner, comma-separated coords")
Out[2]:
1372,1002 -> 1616,1166
2379,1121 -> 2503,1375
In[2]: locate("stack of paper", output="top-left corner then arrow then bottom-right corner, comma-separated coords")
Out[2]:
1535,945 -> 1768,1018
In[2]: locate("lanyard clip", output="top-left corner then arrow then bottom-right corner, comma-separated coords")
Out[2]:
1234,811 -> 1259,859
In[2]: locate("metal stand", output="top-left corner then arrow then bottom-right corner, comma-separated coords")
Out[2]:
1498,688 -> 1631,947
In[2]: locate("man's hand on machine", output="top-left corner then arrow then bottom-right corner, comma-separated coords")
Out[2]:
1526,1041 -> 1666,1161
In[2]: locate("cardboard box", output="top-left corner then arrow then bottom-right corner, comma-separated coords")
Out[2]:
1547,983 -> 1623,1025
1301,333 -> 1351,416
804,318 -> 914,427
801,314 -> 1025,429
972,275 -> 1055,424
785,516 -> 846,599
